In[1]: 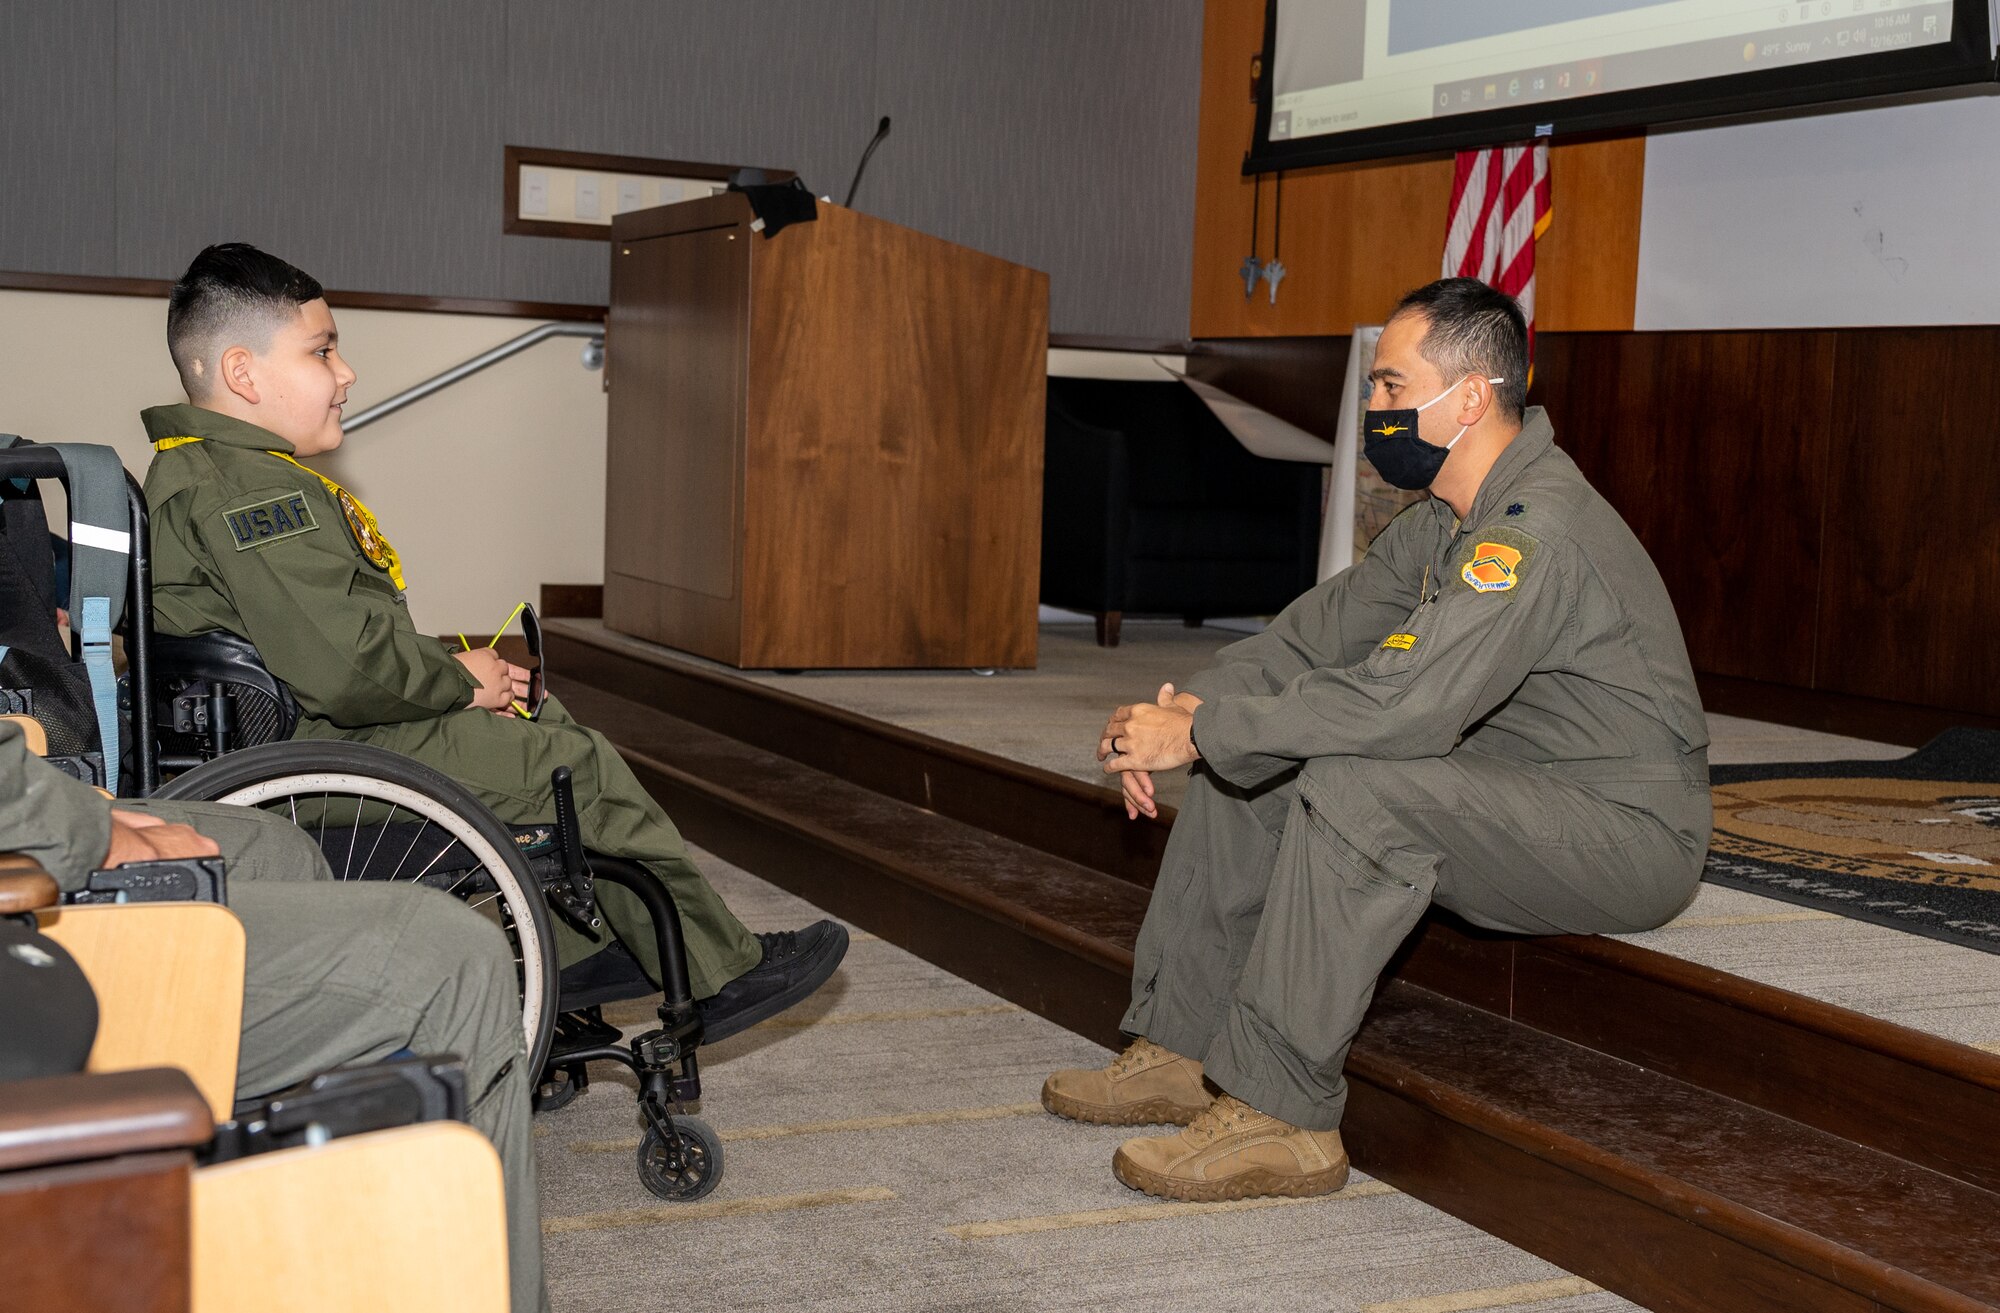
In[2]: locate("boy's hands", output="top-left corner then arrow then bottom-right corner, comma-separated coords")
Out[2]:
454,648 -> 531,715
103,810 -> 221,868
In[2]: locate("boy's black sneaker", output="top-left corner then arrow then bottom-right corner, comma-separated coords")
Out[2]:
697,920 -> 849,1044
555,939 -> 657,1010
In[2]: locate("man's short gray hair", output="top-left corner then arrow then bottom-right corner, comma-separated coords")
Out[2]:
1387,278 -> 1530,419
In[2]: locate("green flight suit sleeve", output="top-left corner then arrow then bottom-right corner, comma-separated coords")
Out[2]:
1183,507 -> 1428,704
1193,526 -> 1570,789
0,719 -> 113,891
179,483 -> 479,728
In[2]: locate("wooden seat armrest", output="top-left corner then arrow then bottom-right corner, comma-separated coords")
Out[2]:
0,1067 -> 212,1172
0,854 -> 59,914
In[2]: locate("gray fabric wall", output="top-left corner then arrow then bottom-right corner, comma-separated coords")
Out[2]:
0,0 -> 1201,340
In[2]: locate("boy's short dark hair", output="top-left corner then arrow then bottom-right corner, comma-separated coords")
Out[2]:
1388,277 -> 1530,419
166,243 -> 324,399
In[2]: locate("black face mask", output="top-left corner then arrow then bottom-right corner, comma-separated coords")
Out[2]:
1362,374 -> 1503,491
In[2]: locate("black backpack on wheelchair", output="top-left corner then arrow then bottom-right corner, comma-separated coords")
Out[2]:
0,437 -> 721,1201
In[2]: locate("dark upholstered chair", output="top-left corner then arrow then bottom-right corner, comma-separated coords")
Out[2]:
1040,377 -> 1322,646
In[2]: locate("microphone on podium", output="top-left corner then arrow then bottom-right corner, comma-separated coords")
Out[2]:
843,116 -> 893,208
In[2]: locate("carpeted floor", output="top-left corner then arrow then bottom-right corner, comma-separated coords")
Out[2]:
539,850 -> 1644,1313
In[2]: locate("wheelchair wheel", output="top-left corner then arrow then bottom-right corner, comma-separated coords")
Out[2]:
637,1116 -> 723,1201
158,740 -> 558,1079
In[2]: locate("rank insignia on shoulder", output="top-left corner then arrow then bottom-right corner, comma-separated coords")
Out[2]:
1506,502 -> 1525,517
1381,632 -> 1418,651
222,492 -> 318,551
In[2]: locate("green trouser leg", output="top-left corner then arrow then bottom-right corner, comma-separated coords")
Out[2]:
299,694 -> 761,997
1123,750 -> 1708,1131
124,799 -> 548,1313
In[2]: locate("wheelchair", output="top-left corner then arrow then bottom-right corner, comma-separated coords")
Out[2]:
0,437 -> 720,1200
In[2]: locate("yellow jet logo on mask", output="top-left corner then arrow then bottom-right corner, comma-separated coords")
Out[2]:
1372,423 -> 1409,438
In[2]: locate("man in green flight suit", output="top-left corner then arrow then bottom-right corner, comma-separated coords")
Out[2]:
139,244 -> 846,1048
0,719 -> 548,1312
1043,279 -> 1712,1202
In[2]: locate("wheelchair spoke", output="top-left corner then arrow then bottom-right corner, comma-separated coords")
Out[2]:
410,835 -> 466,884
342,807 -> 362,880
356,803 -> 398,880
288,794 -> 298,827
317,791 -> 328,848
389,817 -> 432,882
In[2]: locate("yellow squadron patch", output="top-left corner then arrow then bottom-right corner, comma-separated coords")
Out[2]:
339,489 -> 394,574
1381,632 -> 1418,651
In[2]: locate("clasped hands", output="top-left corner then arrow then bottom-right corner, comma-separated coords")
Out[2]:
1098,682 -> 1202,821
454,648 -> 533,716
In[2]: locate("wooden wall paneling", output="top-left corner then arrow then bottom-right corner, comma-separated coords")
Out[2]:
1190,0 -> 1646,340
1696,672 -> 2000,746
537,583 -> 604,619
1535,135 -> 1646,333
1186,335 -> 1352,440
1536,330 -> 1837,686
1816,328 -> 2000,715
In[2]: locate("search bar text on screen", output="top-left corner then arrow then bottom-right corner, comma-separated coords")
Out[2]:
1388,0 -> 1682,54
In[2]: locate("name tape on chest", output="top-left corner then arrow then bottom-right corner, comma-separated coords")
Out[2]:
222,492 -> 318,551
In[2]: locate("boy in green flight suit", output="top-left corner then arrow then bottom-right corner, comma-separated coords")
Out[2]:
140,244 -> 846,1046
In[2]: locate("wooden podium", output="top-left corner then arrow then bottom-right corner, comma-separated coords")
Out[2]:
602,194 -> 1047,669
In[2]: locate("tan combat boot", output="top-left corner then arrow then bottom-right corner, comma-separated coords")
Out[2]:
1041,1038 -> 1210,1127
1111,1093 -> 1349,1202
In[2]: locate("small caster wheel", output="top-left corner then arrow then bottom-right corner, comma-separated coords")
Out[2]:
637,1116 -> 723,1201
534,1067 -> 582,1114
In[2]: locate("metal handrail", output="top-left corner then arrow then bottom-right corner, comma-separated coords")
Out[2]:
340,321 -> 603,433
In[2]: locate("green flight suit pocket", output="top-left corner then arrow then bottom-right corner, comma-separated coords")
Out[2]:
347,568 -> 400,601
1357,601 -> 1439,681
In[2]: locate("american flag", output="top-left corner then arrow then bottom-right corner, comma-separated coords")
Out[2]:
1442,142 -> 1552,362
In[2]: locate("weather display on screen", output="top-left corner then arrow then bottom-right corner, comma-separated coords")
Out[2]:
1270,0 -> 1956,143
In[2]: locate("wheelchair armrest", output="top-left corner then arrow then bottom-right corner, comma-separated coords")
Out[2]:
0,1066 -> 212,1172
151,631 -> 302,743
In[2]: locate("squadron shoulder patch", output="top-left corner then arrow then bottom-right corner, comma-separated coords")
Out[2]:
222,491 -> 318,551
1457,525 -> 1538,597
1463,542 -> 1522,592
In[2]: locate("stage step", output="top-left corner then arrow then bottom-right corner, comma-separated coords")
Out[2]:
1355,982 -> 1999,1313
548,619 -> 2000,1313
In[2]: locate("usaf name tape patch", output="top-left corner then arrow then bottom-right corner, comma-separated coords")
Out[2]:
223,491 -> 318,551
1457,524 -> 1538,598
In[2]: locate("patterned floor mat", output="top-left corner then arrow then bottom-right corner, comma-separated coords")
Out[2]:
1705,729 -> 2000,953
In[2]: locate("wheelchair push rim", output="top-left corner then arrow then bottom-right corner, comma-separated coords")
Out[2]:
157,741 -> 557,1080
